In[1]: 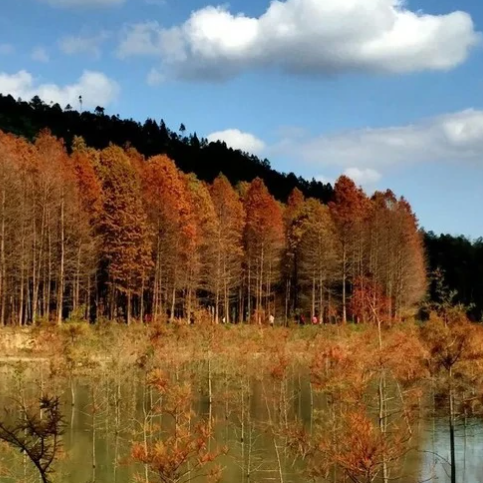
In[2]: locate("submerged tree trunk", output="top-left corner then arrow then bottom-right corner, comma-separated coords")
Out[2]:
377,316 -> 388,483
449,367 -> 456,483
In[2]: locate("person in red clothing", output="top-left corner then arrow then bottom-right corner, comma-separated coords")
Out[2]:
312,315 -> 318,325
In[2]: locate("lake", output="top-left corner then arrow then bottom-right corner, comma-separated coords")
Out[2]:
0,359 -> 479,483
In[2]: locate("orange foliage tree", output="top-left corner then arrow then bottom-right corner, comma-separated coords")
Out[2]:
299,198 -> 339,323
209,175 -> 245,324
142,155 -> 195,322
243,178 -> 284,324
97,145 -> 152,324
0,131 -> 427,325
330,176 -> 368,323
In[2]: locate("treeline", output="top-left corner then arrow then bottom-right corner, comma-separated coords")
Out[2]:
0,94 -> 333,204
425,232 -> 483,320
0,94 -> 477,319
0,130 -> 426,325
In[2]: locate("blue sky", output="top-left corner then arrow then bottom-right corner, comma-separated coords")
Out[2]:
1,0 -> 483,237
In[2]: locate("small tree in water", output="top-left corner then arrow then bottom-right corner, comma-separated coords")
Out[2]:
0,396 -> 64,483
421,311 -> 483,483
131,369 -> 227,483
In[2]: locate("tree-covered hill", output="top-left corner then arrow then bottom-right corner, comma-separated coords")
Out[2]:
1,93 -> 482,320
424,232 -> 483,320
0,94 -> 333,204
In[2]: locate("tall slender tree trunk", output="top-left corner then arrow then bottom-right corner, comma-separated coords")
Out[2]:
73,247 -> 82,314
260,251 -> 264,323
140,271 -> 145,324
57,197 -> 65,326
45,227 -> 52,320
19,267 -> 24,326
318,273 -> 324,324
377,316 -> 388,483
311,274 -> 316,321
284,279 -> 290,327
33,202 -> 47,325
0,184 -> 6,326
342,244 -> 347,324
247,260 -> 251,323
223,257 -> 229,324
86,274 -> 91,321
31,212 -> 38,325
239,284 -> 244,324
153,236 -> 161,319
170,285 -> 176,323
127,289 -> 132,325
449,367 -> 456,483
215,284 -> 220,325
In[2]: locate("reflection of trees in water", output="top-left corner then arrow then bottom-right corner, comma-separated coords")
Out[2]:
0,325 -> 482,483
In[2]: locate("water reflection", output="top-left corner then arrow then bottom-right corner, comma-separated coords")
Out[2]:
0,369 -> 481,483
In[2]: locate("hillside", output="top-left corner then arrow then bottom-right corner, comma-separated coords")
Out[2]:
0,94 -> 333,204
0,94 -> 482,320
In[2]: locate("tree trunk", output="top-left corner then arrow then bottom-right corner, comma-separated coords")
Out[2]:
127,290 -> 131,325
342,244 -> 347,324
57,198 -> 65,326
45,227 -> 52,320
449,367 -> 456,483
0,184 -> 5,326
140,272 -> 145,324
318,274 -> 324,324
73,247 -> 82,314
311,274 -> 316,321
247,260 -> 251,323
377,316 -> 388,483
223,257 -> 229,324
170,285 -> 176,323
284,279 -> 290,327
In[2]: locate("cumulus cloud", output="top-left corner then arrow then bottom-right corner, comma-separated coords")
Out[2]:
207,129 -> 266,154
0,70 -> 120,109
344,167 -> 382,186
0,44 -> 14,55
117,0 -> 480,81
31,47 -> 49,63
146,68 -> 165,86
277,109 -> 483,171
316,168 -> 381,188
59,32 -> 110,59
40,0 -> 124,6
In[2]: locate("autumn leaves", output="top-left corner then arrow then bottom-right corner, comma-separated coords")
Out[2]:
0,129 -> 426,325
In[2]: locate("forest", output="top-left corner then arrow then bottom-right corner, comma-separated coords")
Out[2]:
0,94 -> 333,204
0,97 -> 483,483
4,93 -> 481,326
0,126 -> 428,326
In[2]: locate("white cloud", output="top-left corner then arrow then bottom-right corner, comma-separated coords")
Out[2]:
0,44 -> 14,55
276,109 -> 483,171
41,0 -> 124,6
0,70 -> 120,109
207,129 -> 265,154
59,32 -> 110,59
31,47 -> 49,63
117,0 -> 480,81
343,167 -> 382,186
315,175 -> 335,185
117,22 -> 164,58
146,68 -> 165,86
